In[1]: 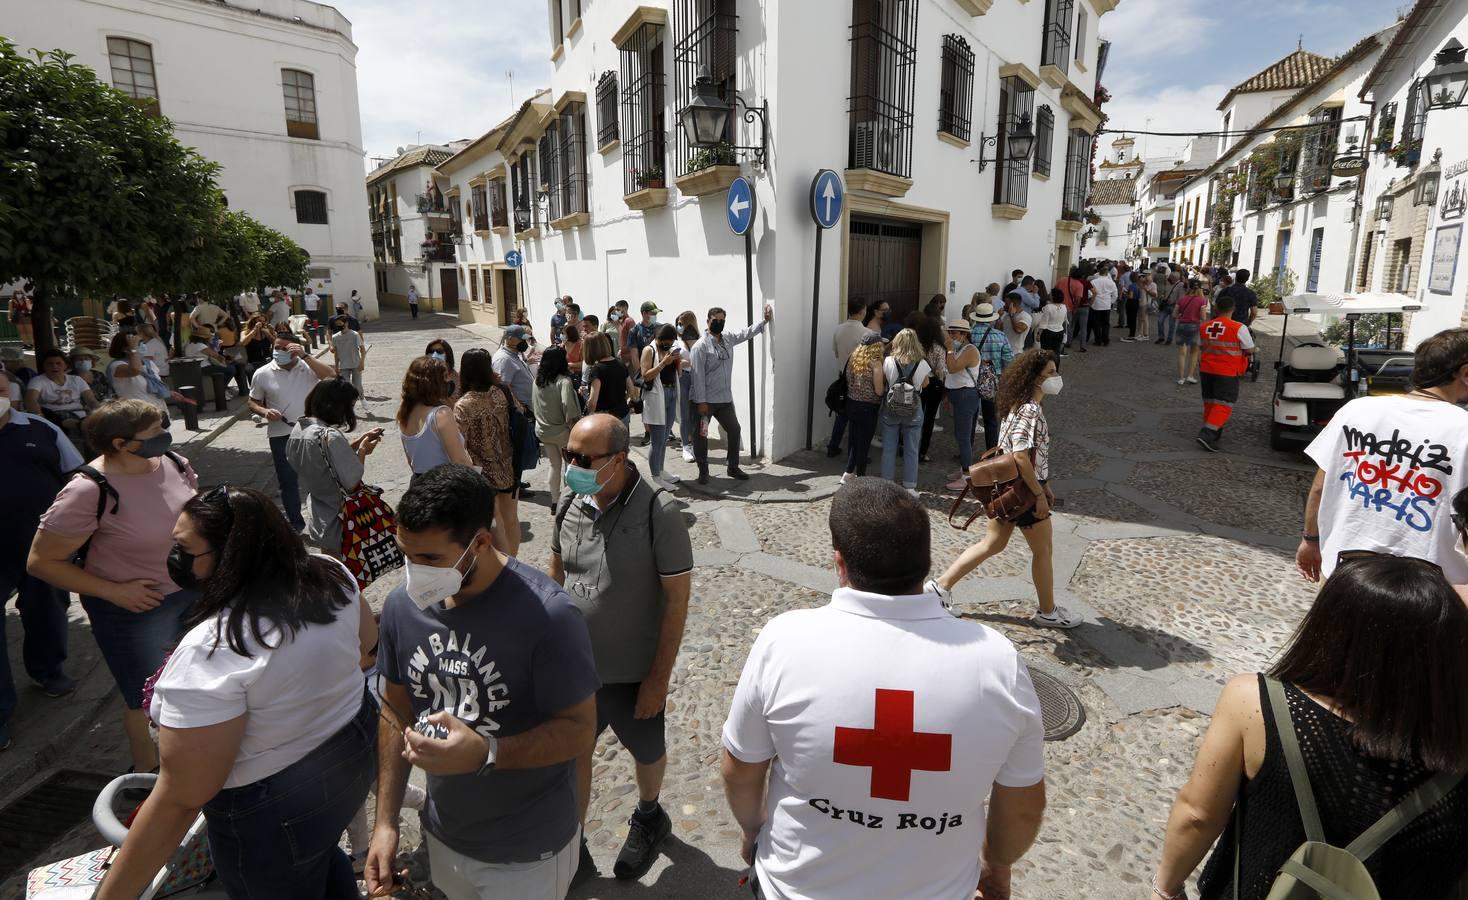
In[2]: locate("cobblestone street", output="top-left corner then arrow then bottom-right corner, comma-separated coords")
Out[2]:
3,310 -> 1323,899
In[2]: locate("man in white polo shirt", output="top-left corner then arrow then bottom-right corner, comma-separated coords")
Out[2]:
246,337 -> 333,531
721,478 -> 1047,900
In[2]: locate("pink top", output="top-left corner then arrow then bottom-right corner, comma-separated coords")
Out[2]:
39,456 -> 198,594
1177,294 -> 1208,324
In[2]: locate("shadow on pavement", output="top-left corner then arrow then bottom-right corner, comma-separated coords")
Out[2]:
572,836 -> 748,899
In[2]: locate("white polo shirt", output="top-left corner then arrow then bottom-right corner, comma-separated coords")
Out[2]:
722,588 -> 1045,900
247,359 -> 320,439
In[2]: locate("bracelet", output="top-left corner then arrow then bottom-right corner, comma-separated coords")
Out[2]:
1150,876 -> 1185,900
1301,534 -> 1320,543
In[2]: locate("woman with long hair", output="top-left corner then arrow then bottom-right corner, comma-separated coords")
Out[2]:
533,346 -> 581,499
675,310 -> 700,462
841,332 -> 886,484
396,356 -> 472,476
455,348 -> 519,555
423,339 -> 459,397
1175,278 -> 1209,385
928,349 -> 1078,629
94,487 -> 377,900
879,328 -> 931,495
640,323 -> 683,482
563,321 -> 585,370
912,312 -> 947,463
1152,555 -> 1468,900
587,332 -> 637,423
286,378 -> 383,558
29,400 -> 199,772
1036,289 -> 1070,366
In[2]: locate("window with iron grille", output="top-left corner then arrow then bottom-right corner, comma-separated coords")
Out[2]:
1402,79 -> 1427,152
1301,108 -> 1341,192
282,69 -> 319,139
1034,105 -> 1054,177
448,196 -> 462,235
1246,163 -> 1267,210
849,0 -> 919,178
470,185 -> 489,231
1061,128 -> 1092,220
1041,0 -> 1073,75
490,180 -> 508,229
672,0 -> 738,176
993,76 -> 1034,208
596,71 -> 620,147
107,37 -> 159,113
1074,5 -> 1087,64
1376,101 -> 1397,147
558,104 -> 590,219
549,0 -> 564,46
1204,177 -> 1216,228
539,123 -> 562,222
294,189 -> 328,224
619,23 -> 667,195
512,154 -> 537,229
938,35 -> 974,142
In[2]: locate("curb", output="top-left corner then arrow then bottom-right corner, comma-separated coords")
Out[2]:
0,657 -> 116,804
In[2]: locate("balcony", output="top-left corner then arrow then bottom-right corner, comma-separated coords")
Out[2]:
421,242 -> 456,263
370,219 -> 386,235
473,214 -> 491,233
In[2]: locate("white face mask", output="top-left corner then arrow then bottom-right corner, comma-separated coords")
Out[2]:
403,541 -> 477,610
1041,375 -> 1064,396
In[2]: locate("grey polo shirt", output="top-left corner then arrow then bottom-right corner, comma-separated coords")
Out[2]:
552,465 -> 694,684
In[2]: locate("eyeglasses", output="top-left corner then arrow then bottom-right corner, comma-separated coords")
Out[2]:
1335,549 -> 1444,575
562,448 -> 611,469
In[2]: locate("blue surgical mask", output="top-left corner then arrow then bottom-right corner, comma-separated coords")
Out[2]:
565,457 -> 614,495
430,351 -> 446,362
273,349 -> 293,366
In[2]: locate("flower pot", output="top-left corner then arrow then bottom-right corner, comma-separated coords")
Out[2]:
644,178 -> 665,189
1268,301 -> 1285,315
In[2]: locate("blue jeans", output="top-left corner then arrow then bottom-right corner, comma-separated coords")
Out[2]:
948,387 -> 980,471
677,370 -> 694,449
0,555 -> 70,728
80,589 -> 194,709
205,693 -> 376,900
1069,308 -> 1090,349
647,389 -> 678,476
881,411 -> 923,488
1156,307 -> 1177,343
844,400 -> 880,476
268,434 -> 305,530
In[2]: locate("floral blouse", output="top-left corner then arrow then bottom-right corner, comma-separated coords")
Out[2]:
454,389 -> 513,490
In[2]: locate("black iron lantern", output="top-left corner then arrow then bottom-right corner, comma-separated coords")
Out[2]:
678,75 -> 731,148
1425,39 -> 1468,110
1007,113 -> 1036,162
1376,180 -> 1395,221
1274,146 -> 1295,192
1416,149 -> 1443,205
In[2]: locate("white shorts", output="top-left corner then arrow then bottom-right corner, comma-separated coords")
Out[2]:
425,826 -> 580,900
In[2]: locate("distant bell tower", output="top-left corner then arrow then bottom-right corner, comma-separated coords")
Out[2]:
1112,134 -> 1135,165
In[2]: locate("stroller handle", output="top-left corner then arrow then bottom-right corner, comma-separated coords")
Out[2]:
94,772 -> 159,849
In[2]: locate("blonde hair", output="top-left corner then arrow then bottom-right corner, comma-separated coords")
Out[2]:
849,341 -> 884,378
890,328 -> 923,366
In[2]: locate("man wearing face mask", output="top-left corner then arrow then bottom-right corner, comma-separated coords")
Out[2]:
494,325 -> 537,495
246,337 -> 334,532
548,415 -> 692,884
689,303 -> 773,485
551,297 -> 568,347
1193,294 -> 1256,454
1296,328 -> 1468,586
368,464 -> 599,899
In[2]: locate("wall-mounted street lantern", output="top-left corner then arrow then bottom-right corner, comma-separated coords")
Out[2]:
1376,179 -> 1395,221
1415,149 -> 1443,205
975,113 -> 1036,173
678,74 -> 769,164
1425,39 -> 1468,110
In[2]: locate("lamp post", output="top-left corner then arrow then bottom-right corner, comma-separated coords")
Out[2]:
975,112 -> 1036,172
1376,180 -> 1395,221
1425,38 -> 1468,110
677,74 -> 769,165
1416,149 -> 1442,206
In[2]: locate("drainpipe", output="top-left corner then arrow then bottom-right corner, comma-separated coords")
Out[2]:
1341,101 -> 1376,292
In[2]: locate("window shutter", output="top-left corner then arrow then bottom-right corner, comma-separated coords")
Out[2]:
1306,227 -> 1324,292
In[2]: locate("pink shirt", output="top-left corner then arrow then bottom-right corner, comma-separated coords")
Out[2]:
39,456 -> 198,594
1177,294 -> 1208,324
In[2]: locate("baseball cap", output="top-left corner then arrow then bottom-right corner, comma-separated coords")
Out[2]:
641,301 -> 661,315
504,325 -> 528,341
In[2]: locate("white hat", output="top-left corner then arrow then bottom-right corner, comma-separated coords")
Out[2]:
969,303 -> 1000,324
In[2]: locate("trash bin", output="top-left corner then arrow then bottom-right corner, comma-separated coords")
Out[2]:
169,358 -> 205,425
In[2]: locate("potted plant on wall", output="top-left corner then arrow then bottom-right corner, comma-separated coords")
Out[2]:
1388,140 -> 1422,168
1250,268 -> 1296,315
635,165 -> 666,190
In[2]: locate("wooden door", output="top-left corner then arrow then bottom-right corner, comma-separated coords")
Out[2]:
848,217 -> 923,322
440,269 -> 459,312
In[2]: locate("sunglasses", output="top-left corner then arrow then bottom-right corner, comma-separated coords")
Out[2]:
1335,549 -> 1444,576
562,448 -> 613,469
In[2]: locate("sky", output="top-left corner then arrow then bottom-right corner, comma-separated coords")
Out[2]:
337,0 -> 1411,169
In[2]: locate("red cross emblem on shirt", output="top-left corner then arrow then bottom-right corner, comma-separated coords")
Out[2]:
833,689 -> 953,802
1204,320 -> 1229,340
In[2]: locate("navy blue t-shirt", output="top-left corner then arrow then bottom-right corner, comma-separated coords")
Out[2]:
378,556 -> 599,864
0,411 -> 82,552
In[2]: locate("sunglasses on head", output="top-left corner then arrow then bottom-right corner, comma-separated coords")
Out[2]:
1335,549 -> 1444,576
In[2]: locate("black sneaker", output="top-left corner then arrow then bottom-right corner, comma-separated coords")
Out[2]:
35,673 -> 77,698
727,468 -> 750,481
1196,434 -> 1219,453
640,433 -> 652,447
614,805 -> 671,881
696,472 -> 709,485
572,837 -> 598,888
825,446 -> 842,458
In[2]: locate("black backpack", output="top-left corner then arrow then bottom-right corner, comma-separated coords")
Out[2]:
72,452 -> 190,564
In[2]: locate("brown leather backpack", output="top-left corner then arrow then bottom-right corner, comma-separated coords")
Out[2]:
947,446 -> 1038,530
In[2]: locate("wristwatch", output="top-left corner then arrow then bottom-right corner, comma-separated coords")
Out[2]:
476,734 -> 499,777
1302,534 -> 1320,543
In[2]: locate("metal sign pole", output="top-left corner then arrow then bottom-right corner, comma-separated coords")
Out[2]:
746,228 -> 758,460
806,224 -> 823,452
804,169 -> 843,451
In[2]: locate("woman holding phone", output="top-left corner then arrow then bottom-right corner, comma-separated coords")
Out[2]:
286,378 -> 383,558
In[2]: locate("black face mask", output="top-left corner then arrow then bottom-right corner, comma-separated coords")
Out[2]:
680,327 -> 699,342
657,342 -> 673,352
167,545 -> 202,591
709,319 -> 726,335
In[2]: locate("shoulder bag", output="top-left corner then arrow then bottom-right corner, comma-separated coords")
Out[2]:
973,330 -> 999,400
316,429 -> 404,589
947,445 -> 1038,530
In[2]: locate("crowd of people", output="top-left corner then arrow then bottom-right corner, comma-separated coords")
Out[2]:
5,277 -> 1468,900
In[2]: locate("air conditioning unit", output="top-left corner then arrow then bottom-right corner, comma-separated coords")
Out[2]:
853,121 -> 898,171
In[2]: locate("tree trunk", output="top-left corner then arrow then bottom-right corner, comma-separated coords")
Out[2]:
30,284 -> 58,356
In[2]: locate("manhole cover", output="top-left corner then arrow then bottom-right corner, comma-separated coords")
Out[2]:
1029,668 -> 1086,741
0,769 -> 114,881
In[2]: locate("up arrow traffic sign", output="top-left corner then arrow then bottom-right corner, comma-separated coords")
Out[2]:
809,169 -> 844,230
726,176 -> 754,236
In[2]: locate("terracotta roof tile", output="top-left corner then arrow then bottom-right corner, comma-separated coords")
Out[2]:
1090,179 -> 1137,206
1217,49 -> 1336,110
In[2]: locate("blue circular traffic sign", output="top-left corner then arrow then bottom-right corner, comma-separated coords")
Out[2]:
810,169 -> 845,230
726,176 -> 755,236
505,250 -> 524,269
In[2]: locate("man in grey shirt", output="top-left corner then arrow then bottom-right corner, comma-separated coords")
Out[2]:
550,415 -> 693,885
493,325 -> 534,408
689,303 -> 773,484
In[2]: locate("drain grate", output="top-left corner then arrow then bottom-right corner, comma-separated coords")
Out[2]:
0,769 -> 114,882
1029,668 -> 1086,742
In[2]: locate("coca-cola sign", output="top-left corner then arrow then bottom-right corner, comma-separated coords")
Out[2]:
1331,154 -> 1368,177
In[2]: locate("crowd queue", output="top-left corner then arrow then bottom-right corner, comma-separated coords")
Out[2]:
3,274 -> 1468,900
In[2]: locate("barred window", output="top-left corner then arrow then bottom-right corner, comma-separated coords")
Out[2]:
538,123 -> 561,222
1377,101 -> 1397,144
295,189 -> 328,225
490,180 -> 508,229
993,75 -> 1034,208
470,185 -> 488,231
619,23 -> 667,195
596,71 -> 620,147
512,154 -> 537,229
849,0 -> 918,178
1033,105 -> 1054,177
1204,177 -> 1216,228
1301,108 -> 1341,191
672,0 -> 738,176
107,37 -> 159,112
938,35 -> 974,142
1061,129 -> 1092,221
558,104 -> 590,220
282,69 -> 319,139
1041,0 -> 1073,74
1074,5 -> 1087,64
1403,79 -> 1427,149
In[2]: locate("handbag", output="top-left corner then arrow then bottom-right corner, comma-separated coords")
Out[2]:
825,370 -> 849,415
500,384 -> 540,472
947,446 -> 1038,530
316,430 -> 404,589
971,329 -> 999,400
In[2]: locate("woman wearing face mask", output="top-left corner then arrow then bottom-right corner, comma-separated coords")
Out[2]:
640,324 -> 683,483
423,339 -> 459,399
943,320 -> 984,491
676,311 -> 699,463
70,347 -> 114,402
587,332 -> 637,425
862,300 -> 890,336
94,486 -> 376,900
397,356 -> 473,478
454,349 -> 519,556
602,306 -> 622,343
287,378 -> 383,559
27,400 -> 200,772
927,349 -> 1080,630
533,346 -> 581,500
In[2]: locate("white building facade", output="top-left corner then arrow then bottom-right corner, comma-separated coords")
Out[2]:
7,0 -> 376,316
367,145 -> 460,314
448,0 -> 1118,461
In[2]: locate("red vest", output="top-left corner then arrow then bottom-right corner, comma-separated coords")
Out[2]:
1199,316 -> 1248,376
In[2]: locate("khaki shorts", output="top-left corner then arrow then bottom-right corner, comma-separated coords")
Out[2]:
425,827 -> 580,900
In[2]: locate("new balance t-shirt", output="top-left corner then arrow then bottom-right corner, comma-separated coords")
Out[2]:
377,557 -> 600,864
723,589 -> 1045,900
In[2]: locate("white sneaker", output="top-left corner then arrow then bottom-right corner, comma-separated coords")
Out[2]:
932,424 -> 944,433
681,446 -> 695,463
1176,379 -> 1186,386
926,578 -> 954,614
251,414 -> 266,424
906,487 -> 920,498
1033,606 -> 1082,629
872,437 -> 883,448
1186,376 -> 1198,384
840,472 -> 852,485
661,471 -> 681,483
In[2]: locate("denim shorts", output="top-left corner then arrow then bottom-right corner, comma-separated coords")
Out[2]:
1175,324 -> 1201,347
80,589 -> 196,709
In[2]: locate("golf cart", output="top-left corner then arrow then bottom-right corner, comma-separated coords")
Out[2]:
1269,293 -> 1421,451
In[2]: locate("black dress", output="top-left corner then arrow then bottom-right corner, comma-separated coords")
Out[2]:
591,359 -> 630,420
1198,676 -> 1468,899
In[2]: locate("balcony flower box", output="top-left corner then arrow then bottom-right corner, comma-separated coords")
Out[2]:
674,165 -> 740,197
